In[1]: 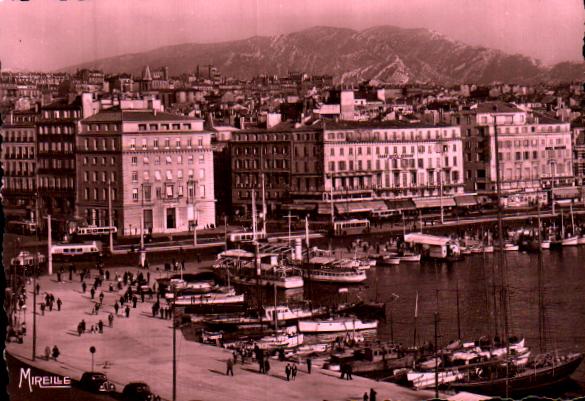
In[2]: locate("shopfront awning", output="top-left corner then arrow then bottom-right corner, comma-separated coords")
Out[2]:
553,186 -> 581,199
454,195 -> 478,207
335,202 -> 372,214
386,199 -> 416,211
413,197 -> 456,209
283,203 -> 316,212
318,203 -> 333,215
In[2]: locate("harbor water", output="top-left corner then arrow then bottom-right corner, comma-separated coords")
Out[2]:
243,238 -> 585,397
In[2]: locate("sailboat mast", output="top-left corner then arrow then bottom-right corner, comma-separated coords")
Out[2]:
413,291 -> 419,348
262,173 -> 267,235
493,109 -> 510,398
252,191 -> 257,241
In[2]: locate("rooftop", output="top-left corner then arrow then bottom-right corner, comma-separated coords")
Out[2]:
82,108 -> 200,123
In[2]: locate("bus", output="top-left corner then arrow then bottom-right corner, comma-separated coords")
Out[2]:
227,230 -> 267,243
370,210 -> 399,220
332,219 -> 370,237
74,225 -> 117,237
50,241 -> 103,260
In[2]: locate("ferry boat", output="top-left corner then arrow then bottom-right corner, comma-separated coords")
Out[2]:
172,287 -> 244,307
214,249 -> 304,289
402,233 -> 461,261
298,317 -> 378,333
205,304 -> 329,329
300,256 -> 368,283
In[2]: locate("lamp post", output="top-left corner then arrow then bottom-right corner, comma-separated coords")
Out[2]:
188,178 -> 198,246
549,160 -> 556,216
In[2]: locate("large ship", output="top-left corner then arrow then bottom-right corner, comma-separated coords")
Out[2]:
214,249 -> 304,289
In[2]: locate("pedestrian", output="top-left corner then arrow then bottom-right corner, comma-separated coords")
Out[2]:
69,269 -> 73,282
346,364 -> 353,380
152,303 -> 157,318
264,358 -> 270,375
292,364 -> 297,380
57,271 -> 61,282
35,283 -> 40,295
81,319 -> 86,333
226,358 -> 234,376
108,313 -> 114,327
48,300 -> 53,312
363,392 -> 369,401
285,364 -> 291,381
132,296 -> 137,308
82,282 -> 87,293
125,305 -> 130,318
147,272 -> 151,283
140,292 -> 145,303
109,283 -> 114,292
114,302 -> 119,315
233,351 -> 238,365
369,388 -> 377,401
98,320 -> 104,334
306,357 -> 312,374
90,287 -> 95,299
45,346 -> 51,360
340,364 -> 346,380
160,307 -> 165,319
40,303 -> 45,316
105,270 -> 110,281
77,323 -> 83,336
95,303 -> 100,314
99,292 -> 104,303
57,298 -> 62,311
52,345 -> 60,361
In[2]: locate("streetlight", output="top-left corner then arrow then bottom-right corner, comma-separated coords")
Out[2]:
188,178 -> 198,246
549,160 -> 556,216
89,346 -> 96,372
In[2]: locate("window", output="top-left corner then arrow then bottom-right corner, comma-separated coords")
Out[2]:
175,138 -> 181,148
165,138 -> 170,148
130,138 -> 136,150
101,172 -> 107,182
188,155 -> 194,164
142,139 -> 147,150
131,156 -> 138,166
144,186 -> 152,201
166,170 -> 173,180
178,185 -> 184,197
84,187 -> 89,200
110,157 -> 115,166
177,155 -> 182,164
83,171 -> 89,182
132,171 -> 138,182
149,124 -> 158,131
138,124 -> 147,131
92,172 -> 97,182
143,156 -> 150,164
132,188 -> 139,201
177,170 -> 183,180
143,171 -> 150,181
92,157 -> 97,165
156,187 -> 162,199
166,156 -> 172,164
155,157 -> 160,165
153,139 -> 159,149
111,172 -> 116,182
198,154 -> 204,164
166,185 -> 174,198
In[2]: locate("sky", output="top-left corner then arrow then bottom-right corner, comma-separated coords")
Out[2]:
0,0 -> 583,71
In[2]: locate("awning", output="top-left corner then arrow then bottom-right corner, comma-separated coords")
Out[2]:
553,187 -> 580,199
454,195 -> 478,207
386,199 -> 416,211
413,197 -> 456,209
368,200 -> 388,211
283,203 -> 316,211
336,202 -> 372,214
317,203 -> 333,215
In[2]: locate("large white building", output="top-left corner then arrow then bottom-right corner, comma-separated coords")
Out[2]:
456,102 -> 574,206
322,121 -> 465,205
76,108 -> 215,236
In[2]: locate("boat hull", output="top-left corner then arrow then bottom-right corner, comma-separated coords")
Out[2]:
562,237 -> 579,246
448,353 -> 584,397
298,319 -> 378,333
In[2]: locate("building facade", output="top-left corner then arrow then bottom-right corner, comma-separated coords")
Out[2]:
455,102 -> 573,206
1,109 -> 38,219
323,121 -> 465,200
36,94 -> 94,235
77,109 -> 215,236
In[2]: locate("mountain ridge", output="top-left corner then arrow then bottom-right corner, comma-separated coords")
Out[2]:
60,25 -> 584,85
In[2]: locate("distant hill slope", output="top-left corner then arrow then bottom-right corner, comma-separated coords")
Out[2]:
62,25 -> 585,85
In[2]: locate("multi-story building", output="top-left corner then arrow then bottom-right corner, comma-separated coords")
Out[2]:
322,120 -> 465,212
1,109 -> 38,219
230,126 -> 293,217
572,121 -> 585,187
76,108 -> 215,236
36,94 -> 94,235
454,102 -> 574,206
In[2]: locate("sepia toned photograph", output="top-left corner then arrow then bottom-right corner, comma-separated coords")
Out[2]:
1,1 -> 585,400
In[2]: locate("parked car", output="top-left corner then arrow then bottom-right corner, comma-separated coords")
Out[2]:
122,382 -> 154,401
79,372 -> 116,393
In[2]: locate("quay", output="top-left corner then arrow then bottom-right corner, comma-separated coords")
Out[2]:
7,265 -> 439,401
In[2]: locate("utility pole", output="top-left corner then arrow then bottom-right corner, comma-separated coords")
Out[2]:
32,255 -> 37,361
261,173 -> 267,235
434,312 -> 439,399
192,179 -> 198,246
47,214 -> 53,275
108,180 -> 114,252
172,287 -> 176,401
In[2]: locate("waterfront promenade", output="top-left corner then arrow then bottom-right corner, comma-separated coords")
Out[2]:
7,265 -> 437,401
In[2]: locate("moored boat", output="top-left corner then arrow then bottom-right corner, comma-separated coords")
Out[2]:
298,317 -> 378,333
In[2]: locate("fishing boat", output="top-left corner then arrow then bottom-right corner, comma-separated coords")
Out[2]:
330,343 -> 415,376
302,267 -> 367,284
495,242 -> 519,252
298,317 -> 378,333
540,240 -> 551,250
561,207 -> 578,246
172,287 -> 244,306
255,326 -> 304,350
398,252 -> 422,263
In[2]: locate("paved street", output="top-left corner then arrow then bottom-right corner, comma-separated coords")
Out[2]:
6,265 -> 436,401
